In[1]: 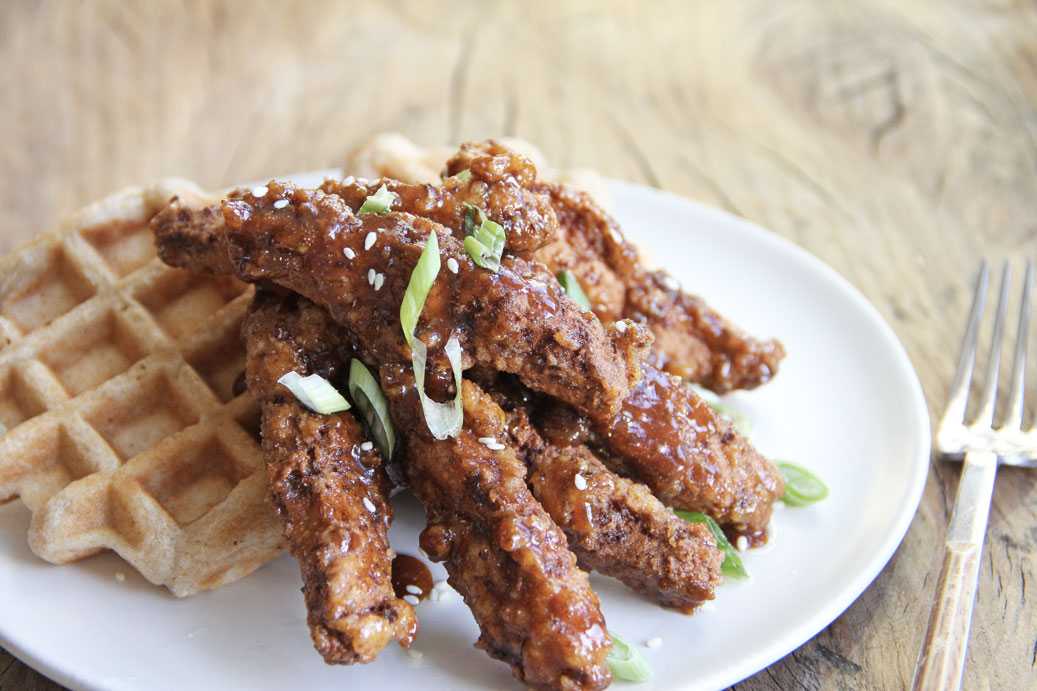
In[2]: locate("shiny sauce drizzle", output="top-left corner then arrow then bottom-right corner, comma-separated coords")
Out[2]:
392,553 -> 433,601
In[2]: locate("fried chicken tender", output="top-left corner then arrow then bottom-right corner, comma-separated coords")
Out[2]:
592,364 -> 784,537
242,290 -> 416,664
464,376 -> 723,612
323,139 -> 557,255
152,182 -> 649,419
533,182 -> 785,393
379,366 -> 612,691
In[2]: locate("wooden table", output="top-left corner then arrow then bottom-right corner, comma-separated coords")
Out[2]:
2,1 -> 1035,689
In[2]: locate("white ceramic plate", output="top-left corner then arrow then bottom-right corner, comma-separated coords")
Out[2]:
0,176 -> 930,691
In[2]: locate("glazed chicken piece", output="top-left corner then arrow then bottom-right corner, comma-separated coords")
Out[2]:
379,365 -> 612,691
321,139 -> 557,256
465,375 -> 723,612
556,363 -> 784,538
531,182 -> 785,393
152,182 -> 649,420
242,290 -> 416,664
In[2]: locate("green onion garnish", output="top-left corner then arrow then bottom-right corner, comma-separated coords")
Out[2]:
556,270 -> 592,310
348,359 -> 396,460
451,169 -> 472,183
462,203 -> 506,272
277,371 -> 351,415
687,383 -> 751,436
675,510 -> 748,580
606,633 -> 652,683
400,231 -> 441,347
778,462 -> 829,507
358,184 -> 396,215
399,231 -> 464,439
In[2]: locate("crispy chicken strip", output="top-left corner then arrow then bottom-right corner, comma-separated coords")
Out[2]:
465,376 -> 723,612
531,182 -> 785,393
152,183 -> 649,419
591,364 -> 783,538
321,139 -> 557,255
379,366 -> 611,691
243,291 -> 416,664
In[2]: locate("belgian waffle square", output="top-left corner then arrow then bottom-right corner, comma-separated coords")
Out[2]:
0,180 -> 283,597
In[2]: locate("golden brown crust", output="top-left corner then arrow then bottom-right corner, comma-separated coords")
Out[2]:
243,291 -> 416,664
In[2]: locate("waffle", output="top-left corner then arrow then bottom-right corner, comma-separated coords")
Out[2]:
0,179 -> 283,597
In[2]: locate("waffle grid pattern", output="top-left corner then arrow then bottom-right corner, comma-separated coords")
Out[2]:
0,180 -> 283,596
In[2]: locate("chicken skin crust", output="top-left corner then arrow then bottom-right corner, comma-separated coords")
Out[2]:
242,290 -> 416,664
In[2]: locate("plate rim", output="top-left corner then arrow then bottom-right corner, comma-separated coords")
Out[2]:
0,175 -> 932,691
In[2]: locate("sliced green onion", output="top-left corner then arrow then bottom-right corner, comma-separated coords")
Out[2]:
358,184 -> 396,215
277,371 -> 351,414
462,203 -> 506,272
675,510 -> 748,580
606,633 -> 652,683
778,462 -> 829,507
400,232 -> 441,347
556,270 -> 592,310
687,383 -> 751,436
348,359 -> 396,460
398,230 -> 464,439
451,169 -> 472,183
410,335 -> 464,440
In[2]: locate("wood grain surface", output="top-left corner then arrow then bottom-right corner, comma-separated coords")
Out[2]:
2,1 -> 1035,689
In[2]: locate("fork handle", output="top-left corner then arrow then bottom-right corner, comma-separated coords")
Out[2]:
913,450 -> 998,691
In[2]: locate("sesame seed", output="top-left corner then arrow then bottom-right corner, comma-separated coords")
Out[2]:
367,268 -> 376,285
658,444 -> 670,455
273,198 -> 289,209
374,273 -> 385,291
487,442 -> 506,451
403,594 -> 420,606
343,247 -> 356,260
360,441 -> 374,452
363,497 -> 377,513
364,231 -> 377,250
447,257 -> 459,274
644,637 -> 663,649
251,186 -> 268,198
114,572 -> 126,583
573,473 -> 588,490
478,436 -> 497,447
406,584 -> 423,596
609,228 -> 623,243
615,320 -> 628,333
736,536 -> 749,552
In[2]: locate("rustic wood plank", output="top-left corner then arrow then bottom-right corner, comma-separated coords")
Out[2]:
1,1 -> 1034,689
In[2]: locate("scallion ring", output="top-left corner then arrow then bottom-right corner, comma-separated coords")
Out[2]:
400,231 -> 441,347
347,359 -> 396,460
675,510 -> 748,580
778,462 -> 829,507
277,371 -> 351,415
358,184 -> 397,215
462,203 -> 506,272
606,632 -> 652,683
556,270 -> 592,311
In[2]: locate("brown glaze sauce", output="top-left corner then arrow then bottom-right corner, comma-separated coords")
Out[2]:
391,553 -> 433,601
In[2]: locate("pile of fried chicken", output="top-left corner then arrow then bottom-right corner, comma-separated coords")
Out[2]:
150,141 -> 786,690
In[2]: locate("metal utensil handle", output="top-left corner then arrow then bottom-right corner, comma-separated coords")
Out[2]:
913,450 -> 998,691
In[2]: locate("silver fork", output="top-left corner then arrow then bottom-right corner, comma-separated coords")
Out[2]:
912,260 -> 1036,691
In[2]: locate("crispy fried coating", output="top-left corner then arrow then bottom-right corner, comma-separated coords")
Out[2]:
322,139 -> 557,255
533,182 -> 785,393
379,366 -> 611,691
151,183 -> 649,419
243,291 -> 416,664
464,377 -> 723,612
591,364 -> 784,537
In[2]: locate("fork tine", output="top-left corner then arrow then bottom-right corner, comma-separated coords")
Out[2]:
973,262 -> 1011,428
943,262 -> 989,427
1002,260 -> 1033,430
